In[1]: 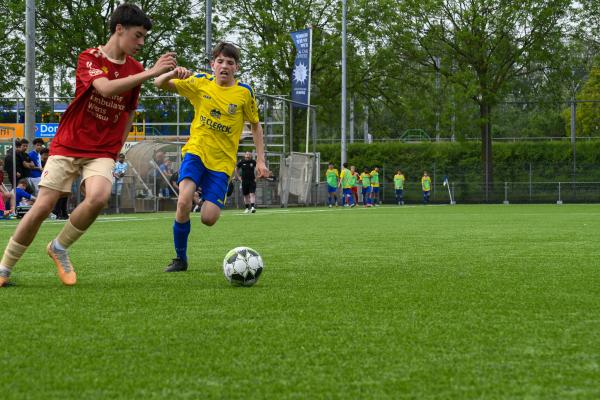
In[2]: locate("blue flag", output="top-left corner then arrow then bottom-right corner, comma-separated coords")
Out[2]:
290,29 -> 311,108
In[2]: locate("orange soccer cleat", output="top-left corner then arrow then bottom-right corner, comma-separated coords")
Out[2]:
47,240 -> 77,286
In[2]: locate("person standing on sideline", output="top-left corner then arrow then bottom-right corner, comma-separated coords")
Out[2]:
112,153 -> 129,196
325,163 -> 339,208
338,163 -> 355,207
360,167 -> 372,207
394,169 -> 405,205
370,166 -> 380,206
28,138 -> 45,194
350,165 -> 360,206
0,3 -> 177,287
154,41 -> 268,273
236,151 -> 258,213
421,171 -> 432,204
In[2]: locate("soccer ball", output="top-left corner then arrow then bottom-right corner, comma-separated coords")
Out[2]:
223,247 -> 264,287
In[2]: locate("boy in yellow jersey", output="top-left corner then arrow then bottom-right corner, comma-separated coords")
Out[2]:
421,171 -> 432,205
155,42 -> 268,272
360,167 -> 372,207
394,169 -> 405,205
338,163 -> 356,207
325,163 -> 339,207
370,166 -> 380,206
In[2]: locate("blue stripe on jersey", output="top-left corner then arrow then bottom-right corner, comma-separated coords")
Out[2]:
194,73 -> 214,81
237,82 -> 254,97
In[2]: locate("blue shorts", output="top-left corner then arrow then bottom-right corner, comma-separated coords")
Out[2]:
362,187 -> 371,196
342,188 -> 352,196
371,186 -> 380,194
178,153 -> 229,209
327,185 -> 337,193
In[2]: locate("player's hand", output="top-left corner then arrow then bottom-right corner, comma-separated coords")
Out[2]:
173,66 -> 193,80
150,52 -> 177,77
256,161 -> 270,180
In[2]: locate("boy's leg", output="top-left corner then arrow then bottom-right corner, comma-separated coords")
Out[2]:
47,175 -> 112,285
1,187 -> 62,286
250,184 -> 256,213
166,178 -> 195,272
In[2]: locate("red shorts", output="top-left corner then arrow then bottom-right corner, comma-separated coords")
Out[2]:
351,187 -> 358,193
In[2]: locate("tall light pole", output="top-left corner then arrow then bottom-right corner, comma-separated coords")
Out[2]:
206,0 -> 212,71
340,0 -> 347,166
25,0 -> 36,141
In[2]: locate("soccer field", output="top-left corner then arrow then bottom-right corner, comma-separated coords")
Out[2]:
2,204 -> 600,399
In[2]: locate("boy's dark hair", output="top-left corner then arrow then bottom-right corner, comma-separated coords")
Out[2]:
212,42 -> 240,64
110,3 -> 152,34
364,167 -> 369,173
18,178 -> 28,186
32,138 -> 44,146
343,162 -> 348,168
20,138 -> 29,145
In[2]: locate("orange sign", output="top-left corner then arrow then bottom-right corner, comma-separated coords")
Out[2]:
0,124 -> 25,139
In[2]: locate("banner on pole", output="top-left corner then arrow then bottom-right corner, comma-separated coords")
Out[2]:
290,29 -> 311,108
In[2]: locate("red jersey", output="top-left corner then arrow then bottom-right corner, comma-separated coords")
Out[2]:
50,47 -> 143,159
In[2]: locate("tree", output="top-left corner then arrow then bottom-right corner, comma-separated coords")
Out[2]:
0,1 -> 25,96
381,0 -> 571,198
34,0 -> 208,97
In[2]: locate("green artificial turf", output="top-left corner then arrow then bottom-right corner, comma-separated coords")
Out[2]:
1,204 -> 600,399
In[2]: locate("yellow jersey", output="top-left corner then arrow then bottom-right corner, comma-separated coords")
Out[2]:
370,170 -> 380,187
173,73 -> 259,176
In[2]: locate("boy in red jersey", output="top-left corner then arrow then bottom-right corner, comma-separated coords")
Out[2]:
0,4 -> 178,287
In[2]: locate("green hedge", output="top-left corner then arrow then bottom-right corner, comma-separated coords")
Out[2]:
316,141 -> 600,203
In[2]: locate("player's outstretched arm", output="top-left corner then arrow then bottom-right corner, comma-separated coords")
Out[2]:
92,52 -> 177,98
250,122 -> 269,179
155,67 -> 193,92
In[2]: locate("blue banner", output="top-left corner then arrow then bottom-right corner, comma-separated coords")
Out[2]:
35,123 -> 59,138
290,29 -> 311,108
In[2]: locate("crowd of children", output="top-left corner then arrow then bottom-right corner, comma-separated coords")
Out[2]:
325,163 -> 433,206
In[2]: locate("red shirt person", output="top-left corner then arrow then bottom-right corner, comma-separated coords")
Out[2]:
50,47 -> 143,159
0,3 -> 177,287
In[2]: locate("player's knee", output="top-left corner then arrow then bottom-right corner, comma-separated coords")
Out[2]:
86,195 -> 109,211
177,197 -> 192,212
34,200 -> 55,216
200,213 -> 218,226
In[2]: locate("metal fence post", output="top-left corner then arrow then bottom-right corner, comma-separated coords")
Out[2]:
557,182 -> 563,205
503,181 -> 509,205
529,162 -> 532,202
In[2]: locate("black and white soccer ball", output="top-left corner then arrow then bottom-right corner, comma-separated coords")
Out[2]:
223,247 -> 264,287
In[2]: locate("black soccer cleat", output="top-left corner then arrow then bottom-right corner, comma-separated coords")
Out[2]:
164,258 -> 188,272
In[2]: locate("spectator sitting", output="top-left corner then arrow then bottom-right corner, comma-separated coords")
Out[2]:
14,179 -> 36,206
1,183 -> 16,219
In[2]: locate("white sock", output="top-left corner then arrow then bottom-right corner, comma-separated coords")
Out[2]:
53,239 -> 66,251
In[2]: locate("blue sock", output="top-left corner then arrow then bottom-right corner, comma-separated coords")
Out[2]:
173,220 -> 191,261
